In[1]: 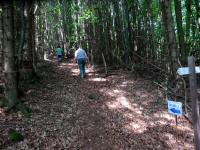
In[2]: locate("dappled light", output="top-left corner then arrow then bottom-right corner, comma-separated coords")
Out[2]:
124,119 -> 147,134
119,81 -> 134,87
88,77 -> 107,82
0,108 -> 4,115
0,0 -> 198,149
0,58 -> 195,149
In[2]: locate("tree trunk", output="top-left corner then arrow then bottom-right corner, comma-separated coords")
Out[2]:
146,0 -> 155,59
17,0 -> 26,82
194,0 -> 200,30
174,0 -> 185,63
113,0 -> 123,61
0,4 -> 3,84
24,0 -> 36,78
122,0 -> 131,65
160,0 -> 178,79
2,0 -> 19,107
185,0 -> 192,55
60,0 -> 68,53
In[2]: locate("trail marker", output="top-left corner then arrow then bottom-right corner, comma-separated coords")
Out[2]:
168,100 -> 182,116
188,57 -> 200,150
177,66 -> 200,75
176,56 -> 200,150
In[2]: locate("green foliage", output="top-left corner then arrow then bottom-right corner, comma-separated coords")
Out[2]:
16,103 -> 32,118
127,0 -> 134,9
73,5 -> 80,12
9,130 -> 24,142
36,0 -> 199,65
80,8 -> 99,23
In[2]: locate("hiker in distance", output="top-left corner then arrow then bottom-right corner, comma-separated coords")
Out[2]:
74,44 -> 89,79
56,45 -> 63,64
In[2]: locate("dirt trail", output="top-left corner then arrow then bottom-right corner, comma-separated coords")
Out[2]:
0,59 -> 194,149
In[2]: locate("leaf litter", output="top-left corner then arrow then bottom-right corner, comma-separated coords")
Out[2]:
0,59 -> 194,149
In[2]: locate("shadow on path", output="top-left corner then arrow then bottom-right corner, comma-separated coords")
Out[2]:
0,59 -> 194,149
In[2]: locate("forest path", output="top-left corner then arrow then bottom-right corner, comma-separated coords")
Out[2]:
1,59 -> 194,149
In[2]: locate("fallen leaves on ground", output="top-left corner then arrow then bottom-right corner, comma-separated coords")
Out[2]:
0,59 -> 194,150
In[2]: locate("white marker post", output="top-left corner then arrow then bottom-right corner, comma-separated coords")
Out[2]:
177,57 -> 200,150
188,57 -> 200,150
177,66 -> 200,76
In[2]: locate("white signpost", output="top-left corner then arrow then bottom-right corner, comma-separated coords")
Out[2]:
177,66 -> 200,76
176,56 -> 200,150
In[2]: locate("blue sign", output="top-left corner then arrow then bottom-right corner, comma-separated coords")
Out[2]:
168,100 -> 183,116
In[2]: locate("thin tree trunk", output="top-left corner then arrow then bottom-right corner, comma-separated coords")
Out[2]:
194,0 -> 200,55
0,4 -> 3,83
122,0 -> 131,65
18,0 -> 26,82
194,0 -> 200,29
2,0 -> 19,107
174,0 -> 185,63
146,0 -> 155,59
185,0 -> 192,55
61,0 -> 68,53
25,0 -> 36,77
113,0 -> 123,58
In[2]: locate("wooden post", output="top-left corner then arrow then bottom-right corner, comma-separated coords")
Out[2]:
102,53 -> 108,76
188,56 -> 200,150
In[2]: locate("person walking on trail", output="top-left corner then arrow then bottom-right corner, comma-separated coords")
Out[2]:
56,46 -> 63,63
74,45 -> 89,79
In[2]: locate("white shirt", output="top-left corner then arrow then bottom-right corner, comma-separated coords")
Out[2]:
75,48 -> 88,59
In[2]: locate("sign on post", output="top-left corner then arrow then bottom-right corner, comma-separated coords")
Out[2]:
188,56 -> 200,150
168,100 -> 183,116
177,66 -> 200,76
176,56 -> 200,150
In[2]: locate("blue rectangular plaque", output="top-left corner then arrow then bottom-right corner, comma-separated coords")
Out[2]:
168,100 -> 183,116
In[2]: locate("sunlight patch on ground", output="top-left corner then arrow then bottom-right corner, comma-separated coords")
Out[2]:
164,133 -> 176,147
0,108 -> 5,117
70,68 -> 79,74
105,95 -> 147,134
0,108 -> 3,114
135,90 -> 149,98
88,77 -> 107,82
87,73 -> 94,76
102,88 -> 143,114
58,65 -> 67,68
113,89 -> 128,96
100,89 -> 115,97
99,89 -> 126,97
117,96 -> 133,111
153,111 -> 175,121
65,63 -> 91,77
105,91 -> 144,120
65,63 -> 75,66
119,81 -> 134,87
106,101 -> 121,109
124,119 -> 147,133
105,96 -> 132,110
164,132 -> 193,149
177,125 -> 193,132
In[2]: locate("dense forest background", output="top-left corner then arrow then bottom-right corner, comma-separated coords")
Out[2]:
0,0 -> 199,109
0,0 -> 199,149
